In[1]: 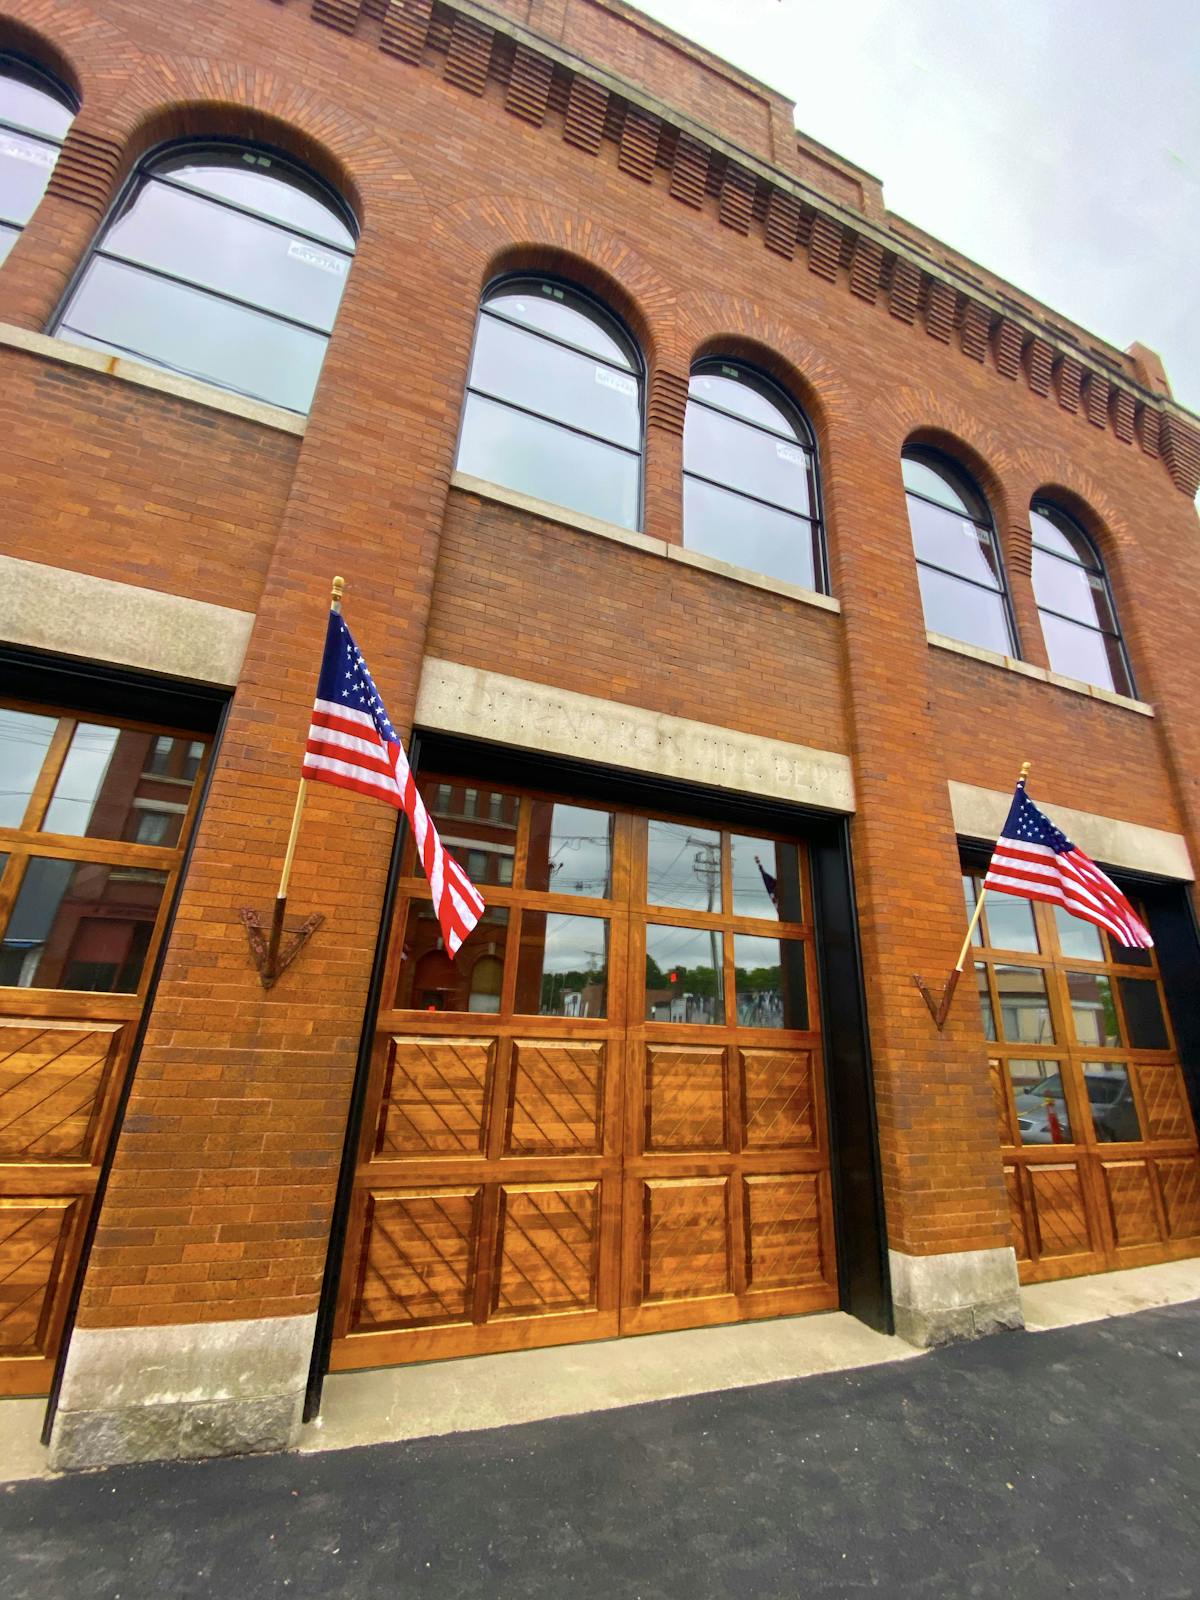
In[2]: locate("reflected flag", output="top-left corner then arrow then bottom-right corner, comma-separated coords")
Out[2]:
983,777 -> 1152,950
755,855 -> 779,911
301,612 -> 485,957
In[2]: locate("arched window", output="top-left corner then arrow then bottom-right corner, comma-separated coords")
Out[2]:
1031,502 -> 1134,696
0,53 -> 76,265
683,360 -> 825,592
455,276 -> 643,530
903,449 -> 1016,656
53,142 -> 357,413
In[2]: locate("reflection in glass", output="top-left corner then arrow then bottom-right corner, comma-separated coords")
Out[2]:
0,858 -> 166,991
982,889 -> 1039,953
396,903 -> 509,1013
645,923 -> 723,1025
1053,906 -> 1105,962
1083,1062 -> 1141,1142
1068,971 -> 1120,1046
153,149 -> 356,249
733,934 -> 807,1030
647,820 -> 721,912
731,835 -> 801,921
41,724 -> 197,847
1009,1062 -> 1073,1145
682,478 -> 819,590
514,911 -> 608,1017
916,564 -> 1013,656
469,315 -> 640,448
904,452 -> 1014,656
995,965 -> 1055,1043
422,780 -> 517,888
0,56 -> 74,237
1118,978 -> 1169,1050
975,964 -> 996,1040
526,802 -> 612,898
1031,503 -> 1132,696
0,708 -> 56,827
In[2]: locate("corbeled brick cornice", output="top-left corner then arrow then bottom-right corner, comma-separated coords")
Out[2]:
261,0 -> 1200,496
648,368 -> 689,435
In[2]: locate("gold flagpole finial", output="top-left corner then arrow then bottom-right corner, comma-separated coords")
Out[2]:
1019,760 -> 1032,783
331,575 -> 345,614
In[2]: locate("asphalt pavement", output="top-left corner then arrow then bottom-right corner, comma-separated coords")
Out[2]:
3,1300 -> 1198,1599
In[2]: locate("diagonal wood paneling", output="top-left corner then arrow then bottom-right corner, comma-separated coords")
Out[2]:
742,1049 -> 814,1149
1029,1164 -> 1091,1257
1102,1161 -> 1161,1246
1135,1065 -> 1192,1142
507,1041 -> 604,1154
376,1037 -> 494,1156
744,1174 -> 824,1291
642,1178 -> 729,1302
1004,1166 -> 1031,1261
494,1184 -> 599,1316
0,1021 -> 123,1163
0,1198 -> 77,1357
645,1046 -> 725,1151
352,1187 -> 480,1331
1157,1157 -> 1200,1240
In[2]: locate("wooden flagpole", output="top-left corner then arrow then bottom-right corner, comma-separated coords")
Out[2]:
913,759 -> 1031,1029
254,575 -> 343,984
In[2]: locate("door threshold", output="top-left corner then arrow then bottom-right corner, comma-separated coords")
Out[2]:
299,1310 -> 918,1457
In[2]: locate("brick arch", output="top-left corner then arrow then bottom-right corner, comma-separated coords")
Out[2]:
431,194 -> 678,372
0,0 -> 130,94
1019,461 -> 1138,562
0,15 -> 81,102
881,388 -> 1020,537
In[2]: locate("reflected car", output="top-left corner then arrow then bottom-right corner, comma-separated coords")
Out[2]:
1014,1071 -> 1139,1144
1013,1075 -> 1072,1144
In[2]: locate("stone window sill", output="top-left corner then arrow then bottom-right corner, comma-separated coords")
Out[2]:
0,323 -> 307,436
449,472 -> 842,615
927,631 -> 1153,717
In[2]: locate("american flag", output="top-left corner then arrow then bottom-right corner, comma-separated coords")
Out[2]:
983,779 -> 1152,950
301,612 -> 485,957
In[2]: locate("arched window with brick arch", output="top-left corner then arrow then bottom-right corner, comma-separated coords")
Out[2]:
1031,500 -> 1134,696
902,447 -> 1017,656
0,52 -> 77,265
53,140 -> 357,413
683,358 -> 826,592
455,274 -> 644,530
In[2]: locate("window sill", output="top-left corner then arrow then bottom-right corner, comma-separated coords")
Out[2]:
927,632 -> 1153,717
0,323 -> 307,436
449,472 -> 841,615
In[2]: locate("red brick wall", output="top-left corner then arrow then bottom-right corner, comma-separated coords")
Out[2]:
0,0 -> 1196,1326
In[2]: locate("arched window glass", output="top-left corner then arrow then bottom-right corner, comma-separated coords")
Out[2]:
54,142 -> 357,413
0,54 -> 76,265
683,361 -> 825,592
903,449 -> 1016,656
456,276 -> 643,530
1031,502 -> 1133,696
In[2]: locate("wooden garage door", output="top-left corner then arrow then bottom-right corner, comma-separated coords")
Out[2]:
330,776 -> 837,1370
964,871 -> 1200,1282
0,701 -> 210,1395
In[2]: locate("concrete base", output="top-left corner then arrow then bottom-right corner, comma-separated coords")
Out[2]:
890,1246 -> 1024,1347
47,1313 -> 316,1471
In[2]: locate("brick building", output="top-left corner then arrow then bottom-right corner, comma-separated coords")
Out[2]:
1,0 -> 1198,1470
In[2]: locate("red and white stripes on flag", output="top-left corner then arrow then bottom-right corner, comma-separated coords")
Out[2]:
301,612 -> 485,957
983,780 -> 1152,949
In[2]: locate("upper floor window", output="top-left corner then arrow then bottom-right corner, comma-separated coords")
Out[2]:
455,276 -> 643,530
683,361 -> 825,592
0,53 -> 76,265
903,450 -> 1016,657
53,142 -> 357,413
1031,502 -> 1134,696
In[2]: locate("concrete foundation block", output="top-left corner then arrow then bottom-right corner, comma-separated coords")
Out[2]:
889,1246 -> 1023,1348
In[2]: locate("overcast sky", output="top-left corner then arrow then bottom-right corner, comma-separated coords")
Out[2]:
635,0 -> 1200,418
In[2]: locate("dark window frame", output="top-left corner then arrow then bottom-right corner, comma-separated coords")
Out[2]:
1030,499 -> 1135,697
683,356 -> 829,595
456,270 -> 647,530
49,136 -> 359,413
903,447 -> 1020,656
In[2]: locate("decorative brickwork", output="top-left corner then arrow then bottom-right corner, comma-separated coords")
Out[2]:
1138,404 -> 1162,457
807,213 -> 842,281
505,42 -> 552,125
848,236 -> 883,303
668,132 -> 708,208
993,319 -> 1024,381
1111,388 -> 1136,444
1054,354 -> 1083,413
924,279 -> 956,343
380,0 -> 432,61
888,259 -> 921,324
1006,523 -> 1034,579
1024,337 -> 1054,396
1085,371 -> 1110,429
443,10 -> 493,93
312,0 -> 362,33
648,368 -> 689,434
45,127 -> 123,215
617,106 -> 661,183
562,73 -> 608,152
763,189 -> 800,259
960,301 -> 990,363
718,165 -> 755,234
1161,416 -> 1200,497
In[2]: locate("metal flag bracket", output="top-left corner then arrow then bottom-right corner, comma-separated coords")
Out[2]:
912,759 -> 1032,1033
239,575 -> 343,989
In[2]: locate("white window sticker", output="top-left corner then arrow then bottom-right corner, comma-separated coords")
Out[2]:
0,136 -> 55,169
776,443 -> 803,465
595,367 -> 637,398
287,240 -> 346,276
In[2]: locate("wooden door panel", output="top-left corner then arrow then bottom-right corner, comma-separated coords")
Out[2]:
1157,1157 -> 1200,1240
350,1187 -> 481,1332
375,1037 -> 495,1158
644,1046 -> 726,1151
0,1020 -> 124,1163
1134,1065 -> 1192,1142
506,1041 -> 605,1154
493,1183 -> 600,1316
0,1196 -> 79,1358
1101,1161 -> 1162,1247
1004,1166 -> 1031,1261
743,1173 -> 825,1291
641,1177 -> 731,1303
741,1048 -> 815,1149
1028,1164 -> 1092,1258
